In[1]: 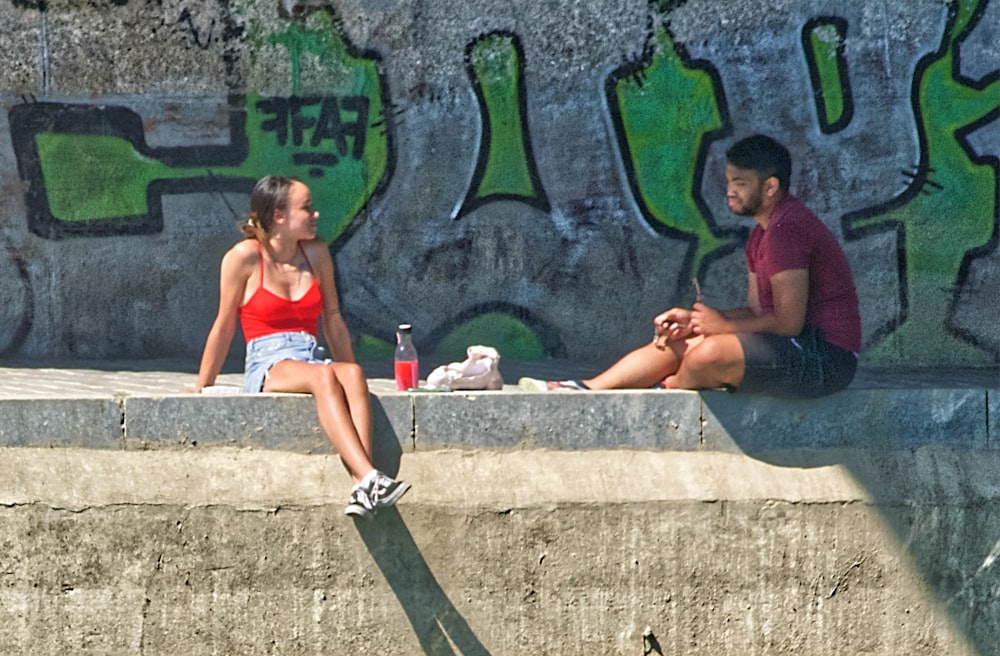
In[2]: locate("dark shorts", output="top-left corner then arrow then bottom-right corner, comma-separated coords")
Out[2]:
735,326 -> 857,399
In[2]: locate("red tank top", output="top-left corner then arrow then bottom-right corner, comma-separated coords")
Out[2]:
240,242 -> 323,342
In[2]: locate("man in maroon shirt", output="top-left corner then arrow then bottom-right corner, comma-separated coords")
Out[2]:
521,134 -> 861,398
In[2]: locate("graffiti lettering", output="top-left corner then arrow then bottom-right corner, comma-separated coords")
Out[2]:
256,94 -> 369,164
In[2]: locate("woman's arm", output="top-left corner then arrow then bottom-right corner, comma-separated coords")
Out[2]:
308,239 -> 357,364
194,243 -> 252,390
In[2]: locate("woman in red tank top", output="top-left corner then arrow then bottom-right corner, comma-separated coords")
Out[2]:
193,176 -> 409,520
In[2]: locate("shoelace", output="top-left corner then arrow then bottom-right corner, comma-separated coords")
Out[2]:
351,486 -> 375,510
368,475 -> 393,503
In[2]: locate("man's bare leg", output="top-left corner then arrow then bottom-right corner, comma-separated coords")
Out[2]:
664,334 -> 745,390
584,339 -> 694,390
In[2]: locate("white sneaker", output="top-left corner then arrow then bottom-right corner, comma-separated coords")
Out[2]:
368,472 -> 411,508
345,485 -> 375,520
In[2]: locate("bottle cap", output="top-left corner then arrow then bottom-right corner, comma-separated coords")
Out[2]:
398,323 -> 412,332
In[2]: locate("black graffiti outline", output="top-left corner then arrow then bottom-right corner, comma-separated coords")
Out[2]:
454,30 -> 552,220
9,96 -> 254,240
801,16 -> 855,134
0,240 -> 35,358
421,300 -> 568,360
604,9 -> 741,297
840,0 -> 999,357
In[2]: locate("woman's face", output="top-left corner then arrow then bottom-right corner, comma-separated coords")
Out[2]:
280,181 -> 319,239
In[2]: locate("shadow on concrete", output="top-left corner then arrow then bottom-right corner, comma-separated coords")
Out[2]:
703,392 -> 1000,656
356,508 -> 492,656
371,400 -> 404,476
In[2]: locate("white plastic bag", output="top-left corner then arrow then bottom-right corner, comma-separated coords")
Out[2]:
426,345 -> 504,391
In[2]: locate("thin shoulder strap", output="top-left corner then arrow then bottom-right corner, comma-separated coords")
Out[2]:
256,240 -> 265,285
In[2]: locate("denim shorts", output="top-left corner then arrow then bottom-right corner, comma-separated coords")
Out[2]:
244,331 -> 327,393
735,326 -> 858,399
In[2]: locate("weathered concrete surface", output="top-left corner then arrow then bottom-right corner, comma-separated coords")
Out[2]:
0,367 -> 996,654
1,0 -> 997,368
1,446 -> 997,655
0,398 -> 122,448
702,387 -> 996,452
3,386 -> 996,455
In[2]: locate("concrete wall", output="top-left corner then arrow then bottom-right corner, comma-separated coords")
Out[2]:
3,445 -> 999,655
0,366 -> 997,654
0,0 -> 997,367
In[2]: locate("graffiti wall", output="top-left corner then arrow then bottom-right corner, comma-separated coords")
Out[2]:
0,0 -> 997,368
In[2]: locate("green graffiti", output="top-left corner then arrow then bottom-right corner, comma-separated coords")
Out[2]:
37,134 -> 175,221
609,22 -> 734,280
432,312 -> 545,362
24,9 -> 389,246
844,0 -> 999,365
455,31 -> 550,218
803,17 -> 852,133
267,21 -> 348,95
354,333 -> 395,361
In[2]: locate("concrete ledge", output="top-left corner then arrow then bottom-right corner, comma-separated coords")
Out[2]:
0,384 -> 996,453
0,398 -> 122,448
702,387 -> 995,452
412,389 -> 703,450
0,368 -> 997,655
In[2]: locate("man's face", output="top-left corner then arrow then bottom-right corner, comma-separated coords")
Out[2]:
725,163 -> 766,217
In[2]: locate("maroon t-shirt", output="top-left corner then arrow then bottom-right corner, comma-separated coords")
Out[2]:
744,195 -> 861,353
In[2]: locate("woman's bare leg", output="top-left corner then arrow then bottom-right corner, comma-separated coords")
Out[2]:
264,360 -> 374,483
584,338 -> 695,390
327,362 -> 373,461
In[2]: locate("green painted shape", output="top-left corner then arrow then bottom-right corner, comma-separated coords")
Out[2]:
36,134 -> 177,221
238,15 -> 389,243
433,313 -> 546,362
611,24 -> 731,276
32,11 -> 388,246
809,24 -> 846,126
848,0 -> 999,364
468,34 -> 537,199
241,90 -> 388,244
354,333 -> 395,361
266,19 -> 351,96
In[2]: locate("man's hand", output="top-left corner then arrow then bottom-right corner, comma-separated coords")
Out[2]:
652,308 -> 694,348
689,302 -> 732,336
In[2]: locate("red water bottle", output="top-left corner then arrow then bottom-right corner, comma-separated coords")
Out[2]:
394,324 -> 419,391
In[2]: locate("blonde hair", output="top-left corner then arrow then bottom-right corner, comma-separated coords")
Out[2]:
241,175 -> 299,240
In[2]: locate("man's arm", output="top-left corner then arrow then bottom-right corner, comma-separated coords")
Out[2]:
693,269 -> 808,336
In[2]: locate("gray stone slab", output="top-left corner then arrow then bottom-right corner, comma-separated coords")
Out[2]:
0,398 -> 121,448
2,447 -> 997,655
701,388 -> 991,452
43,0 -> 230,95
123,394 -> 413,460
371,392 -> 415,453
123,395 -> 330,451
412,389 -> 702,450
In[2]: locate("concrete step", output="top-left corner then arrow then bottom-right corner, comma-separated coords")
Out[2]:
0,362 -> 996,452
1,363 -> 997,655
